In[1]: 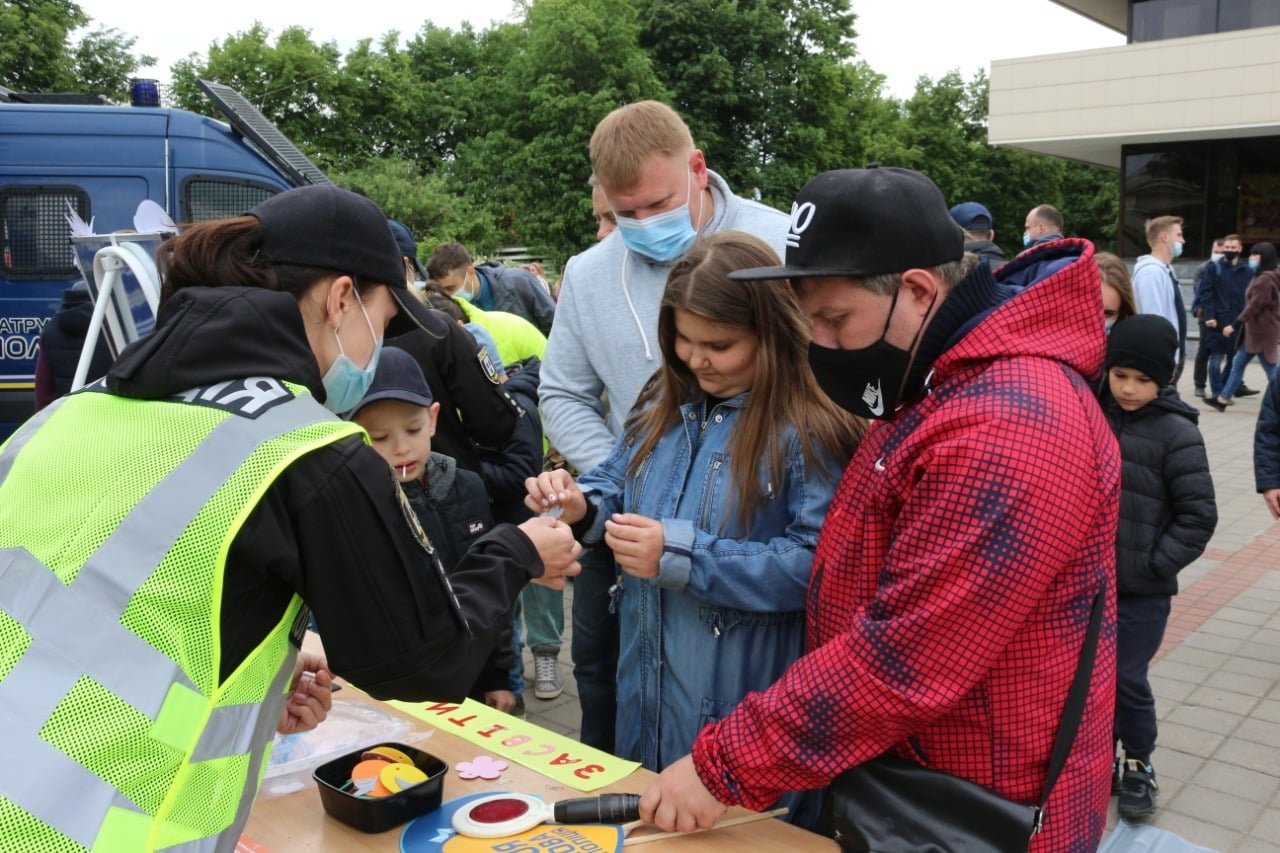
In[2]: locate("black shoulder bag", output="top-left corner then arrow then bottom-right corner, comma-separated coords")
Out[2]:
817,591 -> 1105,852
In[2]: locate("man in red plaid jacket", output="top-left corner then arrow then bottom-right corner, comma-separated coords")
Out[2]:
639,167 -> 1119,852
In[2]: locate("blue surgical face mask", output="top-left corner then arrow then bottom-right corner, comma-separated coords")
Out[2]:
454,270 -> 477,303
614,169 -> 702,263
1249,258 -> 1261,270
1210,253 -> 1224,264
1022,231 -> 1032,248
1172,241 -> 1184,259
322,290 -> 382,414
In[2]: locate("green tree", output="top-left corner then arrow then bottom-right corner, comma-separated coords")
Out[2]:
1,0 -> 153,98
330,157 -> 502,257
635,0 -> 884,209
445,0 -> 668,262
170,24 -> 348,166
72,26 -> 157,97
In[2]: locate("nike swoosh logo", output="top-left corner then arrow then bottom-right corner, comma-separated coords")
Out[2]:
863,380 -> 884,417
874,457 -> 887,472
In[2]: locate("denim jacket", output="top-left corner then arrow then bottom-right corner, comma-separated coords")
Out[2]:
577,392 -> 843,777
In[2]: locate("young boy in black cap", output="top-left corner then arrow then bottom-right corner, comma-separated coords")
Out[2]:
1102,314 -> 1217,822
347,347 -> 520,712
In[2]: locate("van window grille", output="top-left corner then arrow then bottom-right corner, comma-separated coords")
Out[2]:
182,178 -> 278,223
1,186 -> 89,279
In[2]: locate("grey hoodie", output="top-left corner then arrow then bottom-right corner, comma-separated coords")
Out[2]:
540,170 -> 789,471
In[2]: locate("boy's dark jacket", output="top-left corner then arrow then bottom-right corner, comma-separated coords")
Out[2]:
477,357 -> 544,526
404,452 -> 515,694
1101,385 -> 1217,595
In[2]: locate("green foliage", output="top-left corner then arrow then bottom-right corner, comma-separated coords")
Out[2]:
636,0 -> 883,208
0,0 -> 152,99
329,158 -> 502,258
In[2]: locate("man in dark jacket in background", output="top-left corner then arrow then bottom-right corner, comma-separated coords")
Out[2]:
948,201 -> 1005,270
1199,234 -> 1256,402
1190,238 -> 1226,398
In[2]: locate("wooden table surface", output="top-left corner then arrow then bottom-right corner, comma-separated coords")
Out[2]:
244,662 -> 836,851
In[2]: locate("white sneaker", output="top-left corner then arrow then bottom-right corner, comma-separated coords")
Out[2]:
533,651 -> 564,700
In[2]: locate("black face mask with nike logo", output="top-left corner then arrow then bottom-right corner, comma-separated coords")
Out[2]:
806,286 -> 930,420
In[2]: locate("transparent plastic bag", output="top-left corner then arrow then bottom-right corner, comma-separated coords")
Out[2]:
257,697 -> 433,798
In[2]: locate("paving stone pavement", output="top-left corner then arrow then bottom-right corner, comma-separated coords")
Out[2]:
520,357 -> 1280,851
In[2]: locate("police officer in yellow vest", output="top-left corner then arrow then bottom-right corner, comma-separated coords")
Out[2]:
0,185 -> 581,851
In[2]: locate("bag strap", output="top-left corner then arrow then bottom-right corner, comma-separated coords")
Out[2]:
1038,590 -> 1105,811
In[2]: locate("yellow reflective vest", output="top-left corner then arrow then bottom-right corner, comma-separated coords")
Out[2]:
0,378 -> 360,852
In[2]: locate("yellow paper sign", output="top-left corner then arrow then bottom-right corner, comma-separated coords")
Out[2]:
389,698 -> 640,792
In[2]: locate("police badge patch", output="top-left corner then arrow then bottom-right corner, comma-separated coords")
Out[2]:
477,349 -> 501,385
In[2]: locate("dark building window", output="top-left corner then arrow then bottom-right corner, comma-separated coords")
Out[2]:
1121,136 -> 1280,257
1219,0 -> 1280,30
1131,0 -> 1280,42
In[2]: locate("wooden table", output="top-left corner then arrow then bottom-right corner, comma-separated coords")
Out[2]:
244,676 -> 836,851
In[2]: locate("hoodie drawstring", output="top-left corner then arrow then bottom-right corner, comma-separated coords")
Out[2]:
621,248 -> 654,361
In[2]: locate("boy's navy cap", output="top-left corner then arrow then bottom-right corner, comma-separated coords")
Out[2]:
247,185 -> 434,338
729,166 -> 965,281
348,347 -> 434,418
949,201 -> 993,231
388,219 -> 428,280
1106,314 -> 1178,387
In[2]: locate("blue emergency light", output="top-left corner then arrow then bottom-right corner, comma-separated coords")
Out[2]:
130,79 -> 160,107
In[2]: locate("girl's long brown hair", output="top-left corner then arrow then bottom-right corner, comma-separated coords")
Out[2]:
624,231 -> 864,529
1094,251 -> 1137,323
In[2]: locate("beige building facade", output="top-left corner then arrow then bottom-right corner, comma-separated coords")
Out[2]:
989,1 -> 1280,256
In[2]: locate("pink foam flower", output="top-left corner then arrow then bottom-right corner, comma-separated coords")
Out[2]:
456,755 -> 509,780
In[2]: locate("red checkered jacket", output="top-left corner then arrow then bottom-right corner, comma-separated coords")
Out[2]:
693,240 -> 1120,851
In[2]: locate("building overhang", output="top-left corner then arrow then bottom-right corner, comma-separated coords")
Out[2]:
1049,1 -> 1127,33
989,25 -> 1280,169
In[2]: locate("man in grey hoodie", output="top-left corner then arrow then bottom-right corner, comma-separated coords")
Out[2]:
539,100 -> 788,751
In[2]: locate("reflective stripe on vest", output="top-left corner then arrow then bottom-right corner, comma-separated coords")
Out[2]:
0,382 -> 358,851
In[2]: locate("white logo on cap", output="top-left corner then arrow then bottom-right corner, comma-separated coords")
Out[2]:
785,201 -> 817,249
863,380 -> 884,417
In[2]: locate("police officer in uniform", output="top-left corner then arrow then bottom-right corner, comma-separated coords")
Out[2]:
0,185 -> 580,851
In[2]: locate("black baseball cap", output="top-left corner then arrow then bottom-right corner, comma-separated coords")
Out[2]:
729,166 -> 965,281
347,346 -> 435,419
248,184 -> 434,338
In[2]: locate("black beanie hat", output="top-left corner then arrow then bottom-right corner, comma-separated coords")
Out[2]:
1106,314 -> 1178,387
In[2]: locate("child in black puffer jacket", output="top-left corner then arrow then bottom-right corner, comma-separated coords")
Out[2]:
1101,315 -> 1218,824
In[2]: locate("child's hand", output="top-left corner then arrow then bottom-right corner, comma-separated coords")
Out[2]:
485,690 -> 517,713
518,516 -> 583,590
604,513 -> 664,579
524,470 -> 588,524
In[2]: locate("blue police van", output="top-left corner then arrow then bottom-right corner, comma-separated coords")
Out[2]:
0,80 -> 327,439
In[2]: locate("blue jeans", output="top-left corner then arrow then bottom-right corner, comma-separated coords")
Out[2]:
1115,594 -> 1171,763
508,584 -> 566,693
1207,349 -> 1232,398
1220,348 -> 1276,401
571,542 -> 619,752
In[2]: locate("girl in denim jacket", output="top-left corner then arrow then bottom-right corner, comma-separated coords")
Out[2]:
526,231 -> 861,823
